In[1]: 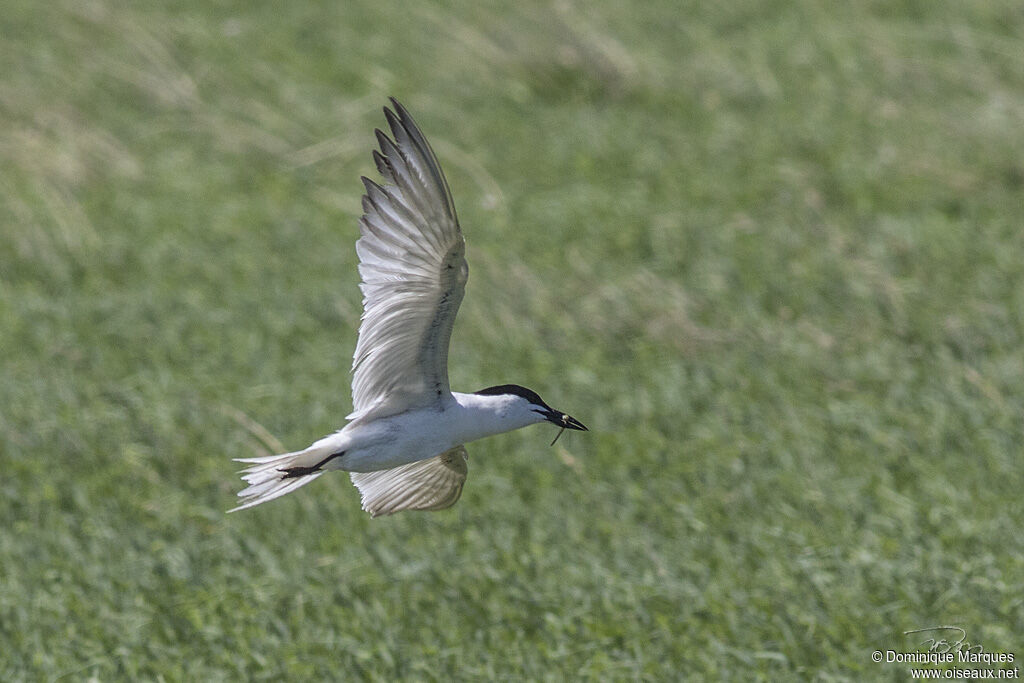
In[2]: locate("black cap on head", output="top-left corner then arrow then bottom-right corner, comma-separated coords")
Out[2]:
474,384 -> 550,409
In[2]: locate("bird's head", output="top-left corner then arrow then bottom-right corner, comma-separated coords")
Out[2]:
473,384 -> 588,445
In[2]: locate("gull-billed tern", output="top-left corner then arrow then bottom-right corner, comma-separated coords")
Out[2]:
231,98 -> 587,516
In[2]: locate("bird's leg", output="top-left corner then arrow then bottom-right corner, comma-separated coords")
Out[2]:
279,451 -> 345,478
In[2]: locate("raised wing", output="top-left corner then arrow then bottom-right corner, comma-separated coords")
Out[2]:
350,98 -> 468,423
350,446 -> 469,517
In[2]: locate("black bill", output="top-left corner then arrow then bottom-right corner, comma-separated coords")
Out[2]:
543,410 -> 588,446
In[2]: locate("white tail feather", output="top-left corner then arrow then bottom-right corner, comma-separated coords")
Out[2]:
229,446 -> 334,512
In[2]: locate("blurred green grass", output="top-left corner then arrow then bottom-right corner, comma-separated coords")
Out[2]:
1,0 -> 1023,679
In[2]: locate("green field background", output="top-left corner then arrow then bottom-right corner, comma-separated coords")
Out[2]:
1,1 -> 1022,679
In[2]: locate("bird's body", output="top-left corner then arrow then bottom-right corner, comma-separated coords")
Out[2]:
231,99 -> 586,516
256,392 -> 547,475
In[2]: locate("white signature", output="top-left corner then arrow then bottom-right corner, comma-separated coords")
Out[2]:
904,625 -> 984,655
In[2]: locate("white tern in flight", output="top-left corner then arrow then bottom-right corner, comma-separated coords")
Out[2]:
231,98 -> 587,516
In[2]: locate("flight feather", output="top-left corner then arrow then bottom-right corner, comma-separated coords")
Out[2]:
350,98 -> 468,422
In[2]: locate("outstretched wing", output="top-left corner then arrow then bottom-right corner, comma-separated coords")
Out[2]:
350,98 -> 468,423
350,446 -> 469,517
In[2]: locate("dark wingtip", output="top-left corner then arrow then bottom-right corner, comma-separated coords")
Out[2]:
372,149 -> 390,174
360,176 -> 389,212
388,98 -> 420,133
